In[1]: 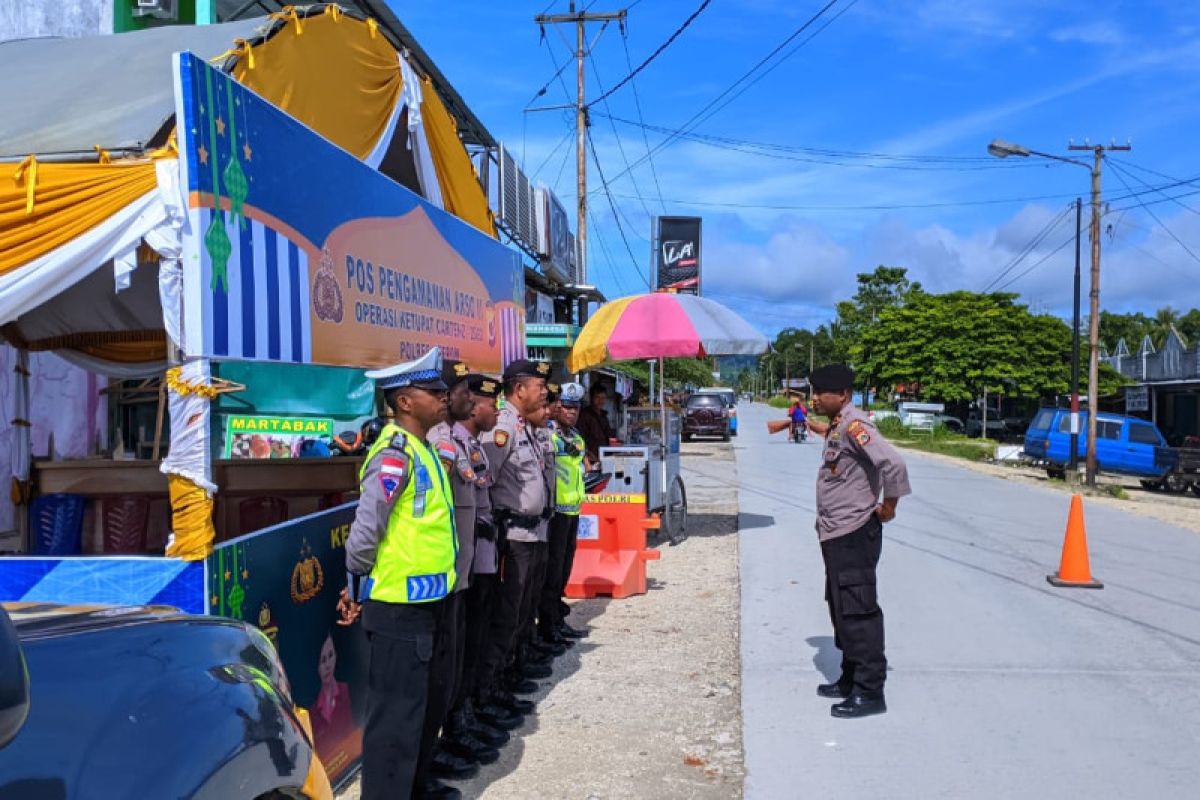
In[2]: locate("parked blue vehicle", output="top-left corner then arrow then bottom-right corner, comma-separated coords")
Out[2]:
1023,407 -> 1178,480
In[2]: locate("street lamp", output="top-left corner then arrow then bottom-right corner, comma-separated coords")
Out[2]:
987,138 -> 1129,487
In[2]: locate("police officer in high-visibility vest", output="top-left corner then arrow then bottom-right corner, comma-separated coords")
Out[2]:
538,382 -> 589,644
337,347 -> 461,800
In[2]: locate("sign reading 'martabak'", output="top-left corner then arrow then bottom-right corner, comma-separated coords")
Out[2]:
174,52 -> 526,372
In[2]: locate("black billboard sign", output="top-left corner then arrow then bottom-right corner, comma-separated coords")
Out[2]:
656,216 -> 702,293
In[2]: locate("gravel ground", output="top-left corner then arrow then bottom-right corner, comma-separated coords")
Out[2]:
901,448 -> 1200,535
338,437 -> 744,799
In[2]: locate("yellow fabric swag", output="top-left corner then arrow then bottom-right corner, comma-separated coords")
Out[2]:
232,10 -> 402,161
0,160 -> 158,276
420,77 -> 497,238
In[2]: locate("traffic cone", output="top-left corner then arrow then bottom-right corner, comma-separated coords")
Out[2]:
1046,494 -> 1103,589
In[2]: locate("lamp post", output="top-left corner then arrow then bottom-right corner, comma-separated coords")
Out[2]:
987,138 -> 1129,487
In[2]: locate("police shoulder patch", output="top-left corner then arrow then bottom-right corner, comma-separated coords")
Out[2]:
379,454 -> 408,501
494,429 -> 510,448
848,419 -> 871,446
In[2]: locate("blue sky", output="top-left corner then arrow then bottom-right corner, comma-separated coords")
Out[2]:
392,0 -> 1200,334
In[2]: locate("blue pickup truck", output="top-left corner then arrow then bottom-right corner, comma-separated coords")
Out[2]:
1023,408 -> 1178,481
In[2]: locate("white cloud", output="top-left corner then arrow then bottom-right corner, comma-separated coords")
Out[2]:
1050,22 -> 1126,46
705,220 -> 853,304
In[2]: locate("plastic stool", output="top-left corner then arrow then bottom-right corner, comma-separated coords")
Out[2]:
239,496 -> 289,535
100,495 -> 151,554
30,493 -> 86,555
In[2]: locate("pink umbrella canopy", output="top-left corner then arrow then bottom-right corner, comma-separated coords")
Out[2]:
567,292 -> 768,372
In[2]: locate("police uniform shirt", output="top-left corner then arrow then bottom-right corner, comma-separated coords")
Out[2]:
468,433 -> 499,575
537,424 -> 557,514
816,404 -> 912,541
483,404 -> 549,543
428,420 -> 477,591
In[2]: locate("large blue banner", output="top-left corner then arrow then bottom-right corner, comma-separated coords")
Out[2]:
174,52 -> 526,371
207,503 -> 365,786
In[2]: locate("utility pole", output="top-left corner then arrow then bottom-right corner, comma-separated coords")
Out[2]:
1069,197 -> 1082,478
535,3 -> 627,285
1068,141 -> 1131,487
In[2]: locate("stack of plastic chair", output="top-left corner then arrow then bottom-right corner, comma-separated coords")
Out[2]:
238,496 -> 289,535
30,494 -> 86,555
100,495 -> 151,554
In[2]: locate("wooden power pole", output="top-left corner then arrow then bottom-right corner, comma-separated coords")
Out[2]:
535,3 -> 626,285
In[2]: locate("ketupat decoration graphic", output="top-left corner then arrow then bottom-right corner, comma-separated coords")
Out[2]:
223,79 -> 249,231
199,64 -> 253,293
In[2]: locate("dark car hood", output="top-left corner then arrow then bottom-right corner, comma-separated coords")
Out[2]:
4,602 -> 192,640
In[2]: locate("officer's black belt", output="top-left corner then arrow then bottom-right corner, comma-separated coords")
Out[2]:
497,510 -> 543,529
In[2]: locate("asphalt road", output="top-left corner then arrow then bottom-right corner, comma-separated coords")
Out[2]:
731,402 -> 1200,800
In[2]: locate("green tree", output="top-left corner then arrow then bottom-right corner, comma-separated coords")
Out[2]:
859,292 -> 1078,402
1178,309 -> 1200,346
836,266 -> 924,393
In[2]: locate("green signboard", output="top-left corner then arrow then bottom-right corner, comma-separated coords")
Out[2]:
224,414 -> 335,459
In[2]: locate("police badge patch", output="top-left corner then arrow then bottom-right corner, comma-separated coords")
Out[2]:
436,440 -> 457,471
848,420 -> 871,446
494,429 -> 510,448
379,455 -> 407,500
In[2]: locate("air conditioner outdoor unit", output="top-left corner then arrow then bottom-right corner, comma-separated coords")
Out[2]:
134,0 -> 179,20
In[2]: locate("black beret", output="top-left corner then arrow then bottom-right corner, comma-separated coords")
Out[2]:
440,359 -> 471,389
467,375 -> 501,398
546,382 -> 561,403
810,364 -> 855,392
502,359 -> 551,382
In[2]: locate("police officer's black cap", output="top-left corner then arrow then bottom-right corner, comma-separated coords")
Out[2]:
466,374 -> 501,398
440,359 -> 472,389
502,359 -> 551,382
811,364 -> 855,392
545,382 -> 561,403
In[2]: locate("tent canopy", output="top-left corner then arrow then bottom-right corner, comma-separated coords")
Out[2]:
0,5 -> 497,371
0,19 -> 266,159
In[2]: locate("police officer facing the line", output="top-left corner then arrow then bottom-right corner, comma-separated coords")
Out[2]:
336,347 -> 459,800
540,382 -> 589,644
475,360 -> 552,723
426,361 -> 500,779
808,364 -> 911,719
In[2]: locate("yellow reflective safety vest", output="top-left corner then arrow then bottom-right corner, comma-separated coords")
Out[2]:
358,423 -> 457,603
552,427 -> 586,515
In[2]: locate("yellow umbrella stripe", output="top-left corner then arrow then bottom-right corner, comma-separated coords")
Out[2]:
566,295 -> 638,373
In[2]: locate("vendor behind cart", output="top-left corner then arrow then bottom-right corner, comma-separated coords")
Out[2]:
578,383 -> 620,462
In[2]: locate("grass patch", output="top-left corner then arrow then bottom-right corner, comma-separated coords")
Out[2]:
766,395 -> 792,409
877,416 -> 996,462
1105,484 -> 1130,500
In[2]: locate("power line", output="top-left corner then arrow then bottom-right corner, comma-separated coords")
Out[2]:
587,125 -> 650,289
1108,159 -> 1200,219
531,128 -> 575,181
621,29 -> 667,213
994,234 -> 1075,293
604,189 -> 1081,211
587,32 -> 654,233
601,0 -> 851,187
588,0 -> 712,108
1108,161 -> 1200,269
682,0 -> 861,135
588,208 -> 636,296
595,113 -> 1058,171
981,203 -> 1074,293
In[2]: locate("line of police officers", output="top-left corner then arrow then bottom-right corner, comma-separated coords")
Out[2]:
338,348 -> 590,800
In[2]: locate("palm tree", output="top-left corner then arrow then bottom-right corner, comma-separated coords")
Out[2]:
1153,307 -> 1181,348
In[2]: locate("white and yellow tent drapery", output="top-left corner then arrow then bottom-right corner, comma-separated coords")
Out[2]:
0,4 -> 499,559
